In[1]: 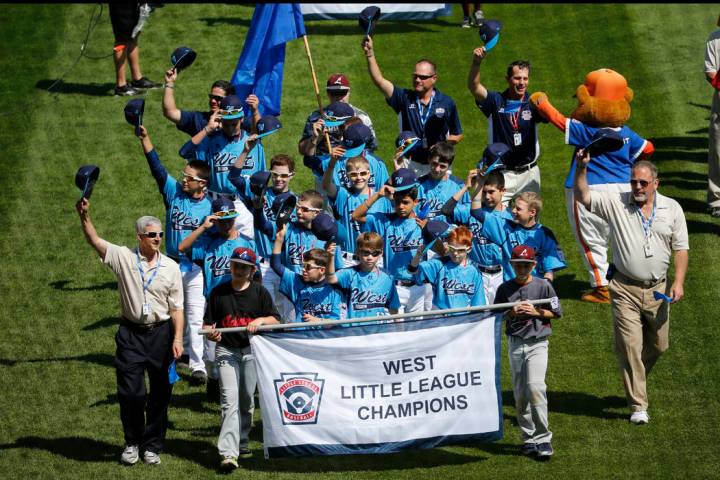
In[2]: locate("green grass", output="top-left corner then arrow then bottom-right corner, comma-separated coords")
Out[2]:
0,4 -> 718,478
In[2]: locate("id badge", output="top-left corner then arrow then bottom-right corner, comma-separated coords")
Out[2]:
142,302 -> 152,316
644,243 -> 653,258
513,133 -> 522,146
422,137 -> 428,148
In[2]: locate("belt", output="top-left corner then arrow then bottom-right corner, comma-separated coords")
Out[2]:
395,279 -> 416,287
208,191 -> 237,201
121,318 -> 169,332
614,271 -> 666,289
509,160 -> 538,173
478,265 -> 502,274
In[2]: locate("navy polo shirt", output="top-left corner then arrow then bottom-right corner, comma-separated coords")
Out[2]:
176,110 -> 252,137
477,90 -> 543,170
387,85 -> 462,164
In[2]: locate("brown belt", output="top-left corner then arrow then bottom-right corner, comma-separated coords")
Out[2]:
613,270 -> 666,289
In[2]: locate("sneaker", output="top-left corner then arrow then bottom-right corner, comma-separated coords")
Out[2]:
536,442 -> 554,459
131,77 -> 162,90
474,10 -> 485,26
710,207 -> 720,218
238,447 -> 253,459
521,442 -> 537,456
120,444 -> 139,465
461,16 -> 471,28
220,456 -> 239,471
581,286 -> 610,304
630,410 -> 650,425
143,450 -> 161,465
114,84 -> 141,96
190,370 -> 208,386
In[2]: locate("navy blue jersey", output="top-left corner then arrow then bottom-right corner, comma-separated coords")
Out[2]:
335,266 -> 400,318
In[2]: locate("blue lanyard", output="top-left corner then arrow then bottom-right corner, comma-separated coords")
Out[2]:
637,194 -> 656,240
416,91 -> 435,128
136,250 -> 161,294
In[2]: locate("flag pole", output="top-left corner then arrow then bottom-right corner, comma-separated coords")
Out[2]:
302,35 -> 334,155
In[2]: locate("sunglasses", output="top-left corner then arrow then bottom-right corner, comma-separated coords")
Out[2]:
270,171 -> 294,180
297,205 -> 321,213
208,94 -> 224,102
630,179 -> 651,187
358,249 -> 382,257
323,114 -> 351,123
413,74 -> 435,80
303,263 -> 323,271
398,138 -> 419,149
141,231 -> 164,239
446,245 -> 470,253
347,170 -> 370,179
180,171 -> 204,182
215,210 -> 238,217
219,109 -> 243,117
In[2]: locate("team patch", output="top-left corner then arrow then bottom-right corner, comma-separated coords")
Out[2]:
274,372 -> 325,425
521,110 -> 532,121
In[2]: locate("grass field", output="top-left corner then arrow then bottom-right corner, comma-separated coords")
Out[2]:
0,4 -> 718,479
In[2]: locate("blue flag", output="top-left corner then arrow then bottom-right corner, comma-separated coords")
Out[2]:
231,4 -> 306,116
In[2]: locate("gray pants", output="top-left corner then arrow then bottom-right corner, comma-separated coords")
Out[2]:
709,92 -> 720,209
507,335 -> 552,445
216,344 -> 256,457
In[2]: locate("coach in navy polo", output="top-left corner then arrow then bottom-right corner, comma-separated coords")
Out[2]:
362,36 -> 463,176
468,45 -> 545,205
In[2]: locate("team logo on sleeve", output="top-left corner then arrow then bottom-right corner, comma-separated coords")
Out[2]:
274,372 -> 325,425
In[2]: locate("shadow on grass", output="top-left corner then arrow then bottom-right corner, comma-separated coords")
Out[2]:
687,219 -> 720,235
35,79 -> 120,97
82,316 -> 120,331
551,273 -> 588,300
501,390 -> 626,420
49,279 -> 117,292
91,391 -> 217,415
660,170 -> 707,191
0,436 -> 116,462
674,196 -> 713,215
649,136 -> 707,164
0,352 -> 113,367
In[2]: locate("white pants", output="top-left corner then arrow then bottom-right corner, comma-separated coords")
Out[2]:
482,268 -> 504,305
564,184 -> 630,288
216,345 -> 256,457
508,335 -> 551,445
181,260 -> 207,374
258,259 -> 293,323
502,165 -> 541,207
396,283 -> 427,314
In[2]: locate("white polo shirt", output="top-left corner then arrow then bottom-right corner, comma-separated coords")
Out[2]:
590,190 -> 689,282
103,243 -> 184,324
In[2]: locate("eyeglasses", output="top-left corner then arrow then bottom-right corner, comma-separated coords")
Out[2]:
180,171 -> 204,182
219,109 -> 243,117
358,249 -> 382,257
297,205 -> 321,213
347,170 -> 370,179
630,179 -> 650,187
270,171 -> 294,180
208,94 -> 224,102
141,231 -> 164,239
413,74 -> 435,80
446,245 -> 470,253
215,210 -> 238,217
303,263 -> 323,271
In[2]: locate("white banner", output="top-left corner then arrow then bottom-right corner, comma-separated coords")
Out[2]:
300,4 -> 452,21
251,312 -> 503,458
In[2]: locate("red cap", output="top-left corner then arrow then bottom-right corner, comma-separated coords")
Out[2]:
326,73 -> 350,92
510,244 -> 536,262
230,247 -> 257,266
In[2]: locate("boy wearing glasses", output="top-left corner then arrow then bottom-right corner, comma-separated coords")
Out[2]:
271,225 -> 345,323
326,232 -> 400,319
417,142 -> 469,223
137,124 -> 212,385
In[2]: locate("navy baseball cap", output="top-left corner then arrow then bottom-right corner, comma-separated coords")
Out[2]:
479,19 -> 502,52
249,171 -> 271,197
272,192 -> 297,227
396,131 -> 420,157
342,123 -> 371,158
256,115 -> 282,138
211,197 -> 238,219
510,244 -> 536,263
422,219 -> 453,249
585,128 -> 625,156
75,165 -> 100,200
170,46 -> 197,72
220,95 -> 245,120
230,246 -> 258,266
124,98 -> 145,129
323,101 -> 354,127
390,168 -> 418,192
311,212 -> 338,242
359,6 -> 381,37
478,142 -> 510,173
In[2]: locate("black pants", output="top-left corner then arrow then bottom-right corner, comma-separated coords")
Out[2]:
114,321 -> 174,453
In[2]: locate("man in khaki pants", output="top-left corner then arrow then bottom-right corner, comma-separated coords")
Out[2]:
573,150 -> 688,425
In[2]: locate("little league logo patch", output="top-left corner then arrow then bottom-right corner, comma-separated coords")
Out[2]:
274,372 -> 325,425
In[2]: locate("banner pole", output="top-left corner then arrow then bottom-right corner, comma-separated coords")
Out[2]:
302,35 -> 334,155
199,298 -> 555,335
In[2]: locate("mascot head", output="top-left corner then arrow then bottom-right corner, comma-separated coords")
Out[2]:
571,68 -> 633,128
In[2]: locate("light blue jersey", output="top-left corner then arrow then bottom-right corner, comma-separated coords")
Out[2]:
279,268 -> 346,323
416,258 -> 486,309
331,187 -> 393,253
417,174 -> 469,222
190,231 -> 257,297
305,151 -> 389,191
365,212 -> 424,282
335,266 -> 400,318
450,205 -> 508,267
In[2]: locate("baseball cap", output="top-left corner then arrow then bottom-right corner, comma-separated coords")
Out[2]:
326,73 -> 350,93
211,197 -> 238,219
422,219 -> 453,249
478,142 -> 510,173
311,212 -> 338,242
170,46 -> 197,72
219,95 -> 245,120
272,192 -> 297,227
256,115 -> 282,138
510,244 -> 536,263
249,171 -> 271,197
479,19 -> 502,52
390,168 -> 418,192
124,98 -> 145,130
323,101 -> 354,127
585,128 -> 625,156
396,131 -> 420,157
230,247 -> 257,266
358,6 -> 381,37
342,123 -> 371,158
75,165 -> 100,200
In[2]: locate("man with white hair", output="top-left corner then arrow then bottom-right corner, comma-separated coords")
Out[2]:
76,198 -> 184,466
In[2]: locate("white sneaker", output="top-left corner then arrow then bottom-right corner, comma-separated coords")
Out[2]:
461,16 -> 471,28
120,445 -> 139,465
630,410 -> 649,424
143,450 -> 161,465
474,10 -> 485,25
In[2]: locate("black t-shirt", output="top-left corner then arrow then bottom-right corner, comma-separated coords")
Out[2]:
204,280 -> 280,348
